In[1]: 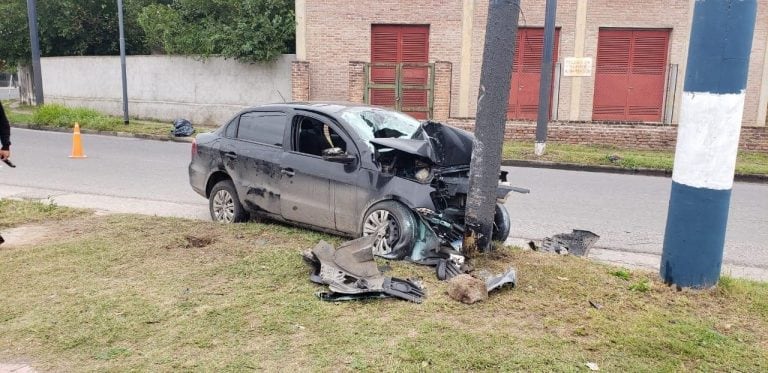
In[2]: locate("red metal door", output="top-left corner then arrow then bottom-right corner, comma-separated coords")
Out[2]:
507,28 -> 560,120
593,29 -> 669,121
370,25 -> 429,118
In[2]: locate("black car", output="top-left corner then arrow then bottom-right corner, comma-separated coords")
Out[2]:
189,103 -> 524,261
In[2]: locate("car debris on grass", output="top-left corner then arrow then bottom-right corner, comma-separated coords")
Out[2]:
529,229 -> 600,257
302,235 -> 425,303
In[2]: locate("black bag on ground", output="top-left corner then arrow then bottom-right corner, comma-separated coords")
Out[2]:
172,118 -> 194,137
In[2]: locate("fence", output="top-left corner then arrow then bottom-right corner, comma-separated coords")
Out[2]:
0,72 -> 19,100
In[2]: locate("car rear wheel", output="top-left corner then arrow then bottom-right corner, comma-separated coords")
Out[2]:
361,201 -> 416,258
492,203 -> 511,241
209,180 -> 248,223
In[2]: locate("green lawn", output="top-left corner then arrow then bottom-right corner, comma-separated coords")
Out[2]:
3,101 -> 217,137
1,200 -> 767,371
504,141 -> 768,176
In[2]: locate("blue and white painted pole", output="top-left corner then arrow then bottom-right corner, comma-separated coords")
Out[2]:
661,0 -> 757,288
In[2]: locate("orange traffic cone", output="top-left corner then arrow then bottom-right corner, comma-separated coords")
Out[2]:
69,122 -> 87,158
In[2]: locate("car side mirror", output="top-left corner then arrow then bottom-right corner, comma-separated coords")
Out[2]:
322,147 -> 355,164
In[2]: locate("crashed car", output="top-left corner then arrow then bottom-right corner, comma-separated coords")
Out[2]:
189,103 -> 526,261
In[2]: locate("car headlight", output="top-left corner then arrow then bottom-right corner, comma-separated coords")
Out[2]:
415,167 -> 432,183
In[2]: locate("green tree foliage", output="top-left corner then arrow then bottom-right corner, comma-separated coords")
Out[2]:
0,0 -> 156,67
0,0 -> 294,68
138,0 -> 295,63
0,0 -> 31,68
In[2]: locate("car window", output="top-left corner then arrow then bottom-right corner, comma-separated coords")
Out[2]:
340,107 -> 420,144
237,112 -> 286,146
293,116 -> 347,156
224,117 -> 238,138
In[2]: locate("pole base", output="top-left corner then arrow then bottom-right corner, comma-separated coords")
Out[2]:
534,142 -> 546,156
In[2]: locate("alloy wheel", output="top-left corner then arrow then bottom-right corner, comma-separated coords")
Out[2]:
363,210 -> 401,256
212,189 -> 235,223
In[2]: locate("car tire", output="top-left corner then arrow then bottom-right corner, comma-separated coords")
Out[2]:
361,200 -> 417,259
209,180 -> 248,223
492,203 -> 511,241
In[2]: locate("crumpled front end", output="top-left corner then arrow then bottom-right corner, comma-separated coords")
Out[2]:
369,121 -> 529,264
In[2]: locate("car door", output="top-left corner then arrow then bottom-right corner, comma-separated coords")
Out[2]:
226,110 -> 287,215
280,112 -> 360,231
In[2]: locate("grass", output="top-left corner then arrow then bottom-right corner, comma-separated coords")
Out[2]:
3,101 -> 217,137
0,198 -> 87,229
1,202 -> 767,371
503,141 -> 768,175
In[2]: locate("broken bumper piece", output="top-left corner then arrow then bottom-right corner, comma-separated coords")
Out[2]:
539,230 -> 600,256
302,236 -> 425,303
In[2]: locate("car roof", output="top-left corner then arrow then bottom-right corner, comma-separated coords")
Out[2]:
243,102 -> 385,116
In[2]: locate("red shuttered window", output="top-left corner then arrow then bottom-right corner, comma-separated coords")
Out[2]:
507,28 -> 560,120
593,29 -> 670,121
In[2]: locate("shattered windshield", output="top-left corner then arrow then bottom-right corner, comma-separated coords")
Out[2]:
340,107 -> 421,145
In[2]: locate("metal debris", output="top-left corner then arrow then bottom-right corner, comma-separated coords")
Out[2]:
435,258 -> 465,281
483,267 -> 517,292
539,230 -> 600,256
302,236 -> 425,303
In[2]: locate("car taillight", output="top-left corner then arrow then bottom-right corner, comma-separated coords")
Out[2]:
191,139 -> 198,158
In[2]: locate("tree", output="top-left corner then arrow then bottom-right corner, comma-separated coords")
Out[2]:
0,0 -> 31,68
138,0 -> 295,63
0,0 -> 157,67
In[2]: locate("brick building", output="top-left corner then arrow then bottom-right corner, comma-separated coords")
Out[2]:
292,0 -> 768,151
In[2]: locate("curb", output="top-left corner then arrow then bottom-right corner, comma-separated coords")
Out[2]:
502,159 -> 768,183
12,123 -> 767,183
11,123 -> 196,143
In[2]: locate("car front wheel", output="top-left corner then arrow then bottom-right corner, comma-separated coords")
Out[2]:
492,203 -> 511,241
361,201 -> 416,259
209,180 -> 248,223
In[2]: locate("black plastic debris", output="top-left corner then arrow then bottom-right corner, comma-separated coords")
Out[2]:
302,236 -> 425,303
171,118 -> 195,137
539,230 -> 600,256
0,234 -> 4,245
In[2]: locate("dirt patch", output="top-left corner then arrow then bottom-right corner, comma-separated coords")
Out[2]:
0,225 -> 52,248
184,234 -> 216,248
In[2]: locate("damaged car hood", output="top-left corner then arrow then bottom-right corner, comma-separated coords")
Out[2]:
370,121 -> 474,166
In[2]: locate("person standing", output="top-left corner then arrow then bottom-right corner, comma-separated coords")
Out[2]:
0,100 -> 10,161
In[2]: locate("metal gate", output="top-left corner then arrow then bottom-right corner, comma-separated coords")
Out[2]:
364,62 -> 435,119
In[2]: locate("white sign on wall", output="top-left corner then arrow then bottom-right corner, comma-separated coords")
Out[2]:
563,57 -> 593,77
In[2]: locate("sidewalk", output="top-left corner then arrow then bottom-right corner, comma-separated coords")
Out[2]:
4,183 -> 766,282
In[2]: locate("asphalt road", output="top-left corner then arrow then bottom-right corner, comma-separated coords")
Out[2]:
2,128 -> 767,278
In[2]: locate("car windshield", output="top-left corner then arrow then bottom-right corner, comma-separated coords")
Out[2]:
340,107 -> 421,144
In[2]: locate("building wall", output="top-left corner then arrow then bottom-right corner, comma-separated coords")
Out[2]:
303,0 -> 464,116
302,0 -> 768,127
41,55 -> 295,125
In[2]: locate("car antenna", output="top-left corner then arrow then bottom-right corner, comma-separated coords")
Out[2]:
276,90 -> 286,103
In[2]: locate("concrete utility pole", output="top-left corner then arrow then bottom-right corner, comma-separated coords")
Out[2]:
661,0 -> 757,288
534,0 -> 557,156
117,0 -> 129,124
463,0 -> 520,256
25,0 -> 43,106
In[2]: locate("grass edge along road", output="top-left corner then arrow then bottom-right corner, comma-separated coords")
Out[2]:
1,199 -> 767,371
4,100 -> 767,176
